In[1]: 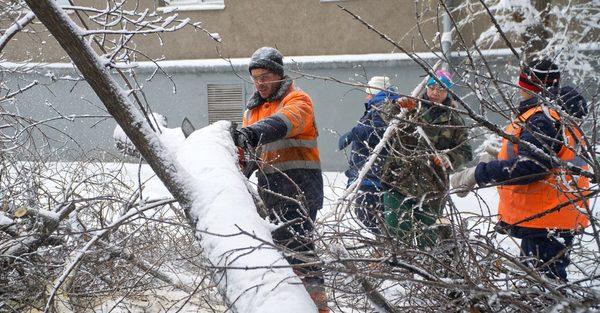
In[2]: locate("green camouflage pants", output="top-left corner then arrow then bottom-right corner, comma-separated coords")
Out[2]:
382,190 -> 448,249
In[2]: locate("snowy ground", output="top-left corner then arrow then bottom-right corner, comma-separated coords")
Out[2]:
106,163 -> 599,312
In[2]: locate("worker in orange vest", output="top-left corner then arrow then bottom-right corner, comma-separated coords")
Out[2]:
451,60 -> 590,281
230,47 -> 328,312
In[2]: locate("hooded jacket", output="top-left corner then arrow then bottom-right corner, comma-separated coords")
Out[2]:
339,89 -> 399,188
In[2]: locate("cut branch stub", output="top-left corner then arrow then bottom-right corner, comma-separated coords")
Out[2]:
14,207 -> 27,218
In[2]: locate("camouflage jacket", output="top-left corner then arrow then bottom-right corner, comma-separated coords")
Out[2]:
381,93 -> 472,211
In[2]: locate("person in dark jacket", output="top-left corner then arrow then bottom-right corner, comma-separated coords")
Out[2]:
339,76 -> 399,232
451,60 -> 590,281
381,70 -> 473,248
230,47 -> 328,312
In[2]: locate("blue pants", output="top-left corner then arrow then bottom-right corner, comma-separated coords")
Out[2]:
521,234 -> 573,281
504,223 -> 574,281
258,169 -> 324,284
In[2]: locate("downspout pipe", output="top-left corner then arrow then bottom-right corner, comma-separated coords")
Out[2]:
441,0 -> 453,70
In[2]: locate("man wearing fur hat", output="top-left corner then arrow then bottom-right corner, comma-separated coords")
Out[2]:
230,47 -> 328,312
451,60 -> 590,281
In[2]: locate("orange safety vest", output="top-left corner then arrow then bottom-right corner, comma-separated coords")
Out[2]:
497,106 -> 590,230
243,84 -> 320,174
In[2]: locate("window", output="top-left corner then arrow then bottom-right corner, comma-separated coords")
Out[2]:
207,83 -> 244,125
161,0 -> 225,11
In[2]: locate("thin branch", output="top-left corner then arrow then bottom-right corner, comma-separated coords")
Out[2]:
0,12 -> 35,53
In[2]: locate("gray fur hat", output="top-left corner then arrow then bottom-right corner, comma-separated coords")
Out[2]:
249,47 -> 284,77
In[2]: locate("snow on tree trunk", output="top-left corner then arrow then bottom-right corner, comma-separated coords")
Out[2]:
177,121 -> 316,312
24,1 -> 315,312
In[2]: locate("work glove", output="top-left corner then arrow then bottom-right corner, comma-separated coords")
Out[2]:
229,124 -> 260,178
230,127 -> 256,149
450,166 -> 477,197
394,97 -> 417,110
433,153 -> 452,170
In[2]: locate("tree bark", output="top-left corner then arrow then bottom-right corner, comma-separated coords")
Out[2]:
23,0 -> 194,216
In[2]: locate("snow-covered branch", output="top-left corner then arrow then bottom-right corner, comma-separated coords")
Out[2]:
0,12 -> 35,53
25,1 -> 316,311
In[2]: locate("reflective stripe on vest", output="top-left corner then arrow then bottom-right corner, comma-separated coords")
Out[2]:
497,106 -> 590,230
261,144 -> 321,172
243,109 -> 252,122
261,138 -> 319,153
262,160 -> 322,174
243,86 -> 321,173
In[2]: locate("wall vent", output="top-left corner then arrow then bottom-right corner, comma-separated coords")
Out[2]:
207,83 -> 244,125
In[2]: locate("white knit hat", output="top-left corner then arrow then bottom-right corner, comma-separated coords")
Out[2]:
365,76 -> 390,95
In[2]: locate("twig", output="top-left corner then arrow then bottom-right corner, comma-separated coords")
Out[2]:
0,12 -> 35,53
476,0 -> 521,60
43,198 -> 175,312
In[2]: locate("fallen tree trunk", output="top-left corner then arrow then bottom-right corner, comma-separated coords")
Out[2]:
24,2 -> 315,312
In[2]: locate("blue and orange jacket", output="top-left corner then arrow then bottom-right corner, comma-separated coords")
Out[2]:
476,96 -> 590,230
242,79 -> 321,174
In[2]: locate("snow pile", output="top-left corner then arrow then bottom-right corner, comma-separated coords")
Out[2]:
113,113 -> 186,157
174,121 -> 316,313
157,126 -> 185,153
0,212 -> 13,227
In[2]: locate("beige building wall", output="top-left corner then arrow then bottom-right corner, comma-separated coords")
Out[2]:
3,0 -> 473,62
148,0 -> 445,59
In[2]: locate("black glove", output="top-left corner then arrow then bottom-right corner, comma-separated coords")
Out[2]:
230,127 -> 257,148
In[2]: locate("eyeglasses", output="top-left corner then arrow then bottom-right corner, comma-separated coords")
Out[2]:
251,72 -> 279,84
427,83 -> 446,92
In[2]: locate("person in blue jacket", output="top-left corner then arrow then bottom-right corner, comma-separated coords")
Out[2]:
339,76 -> 399,232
